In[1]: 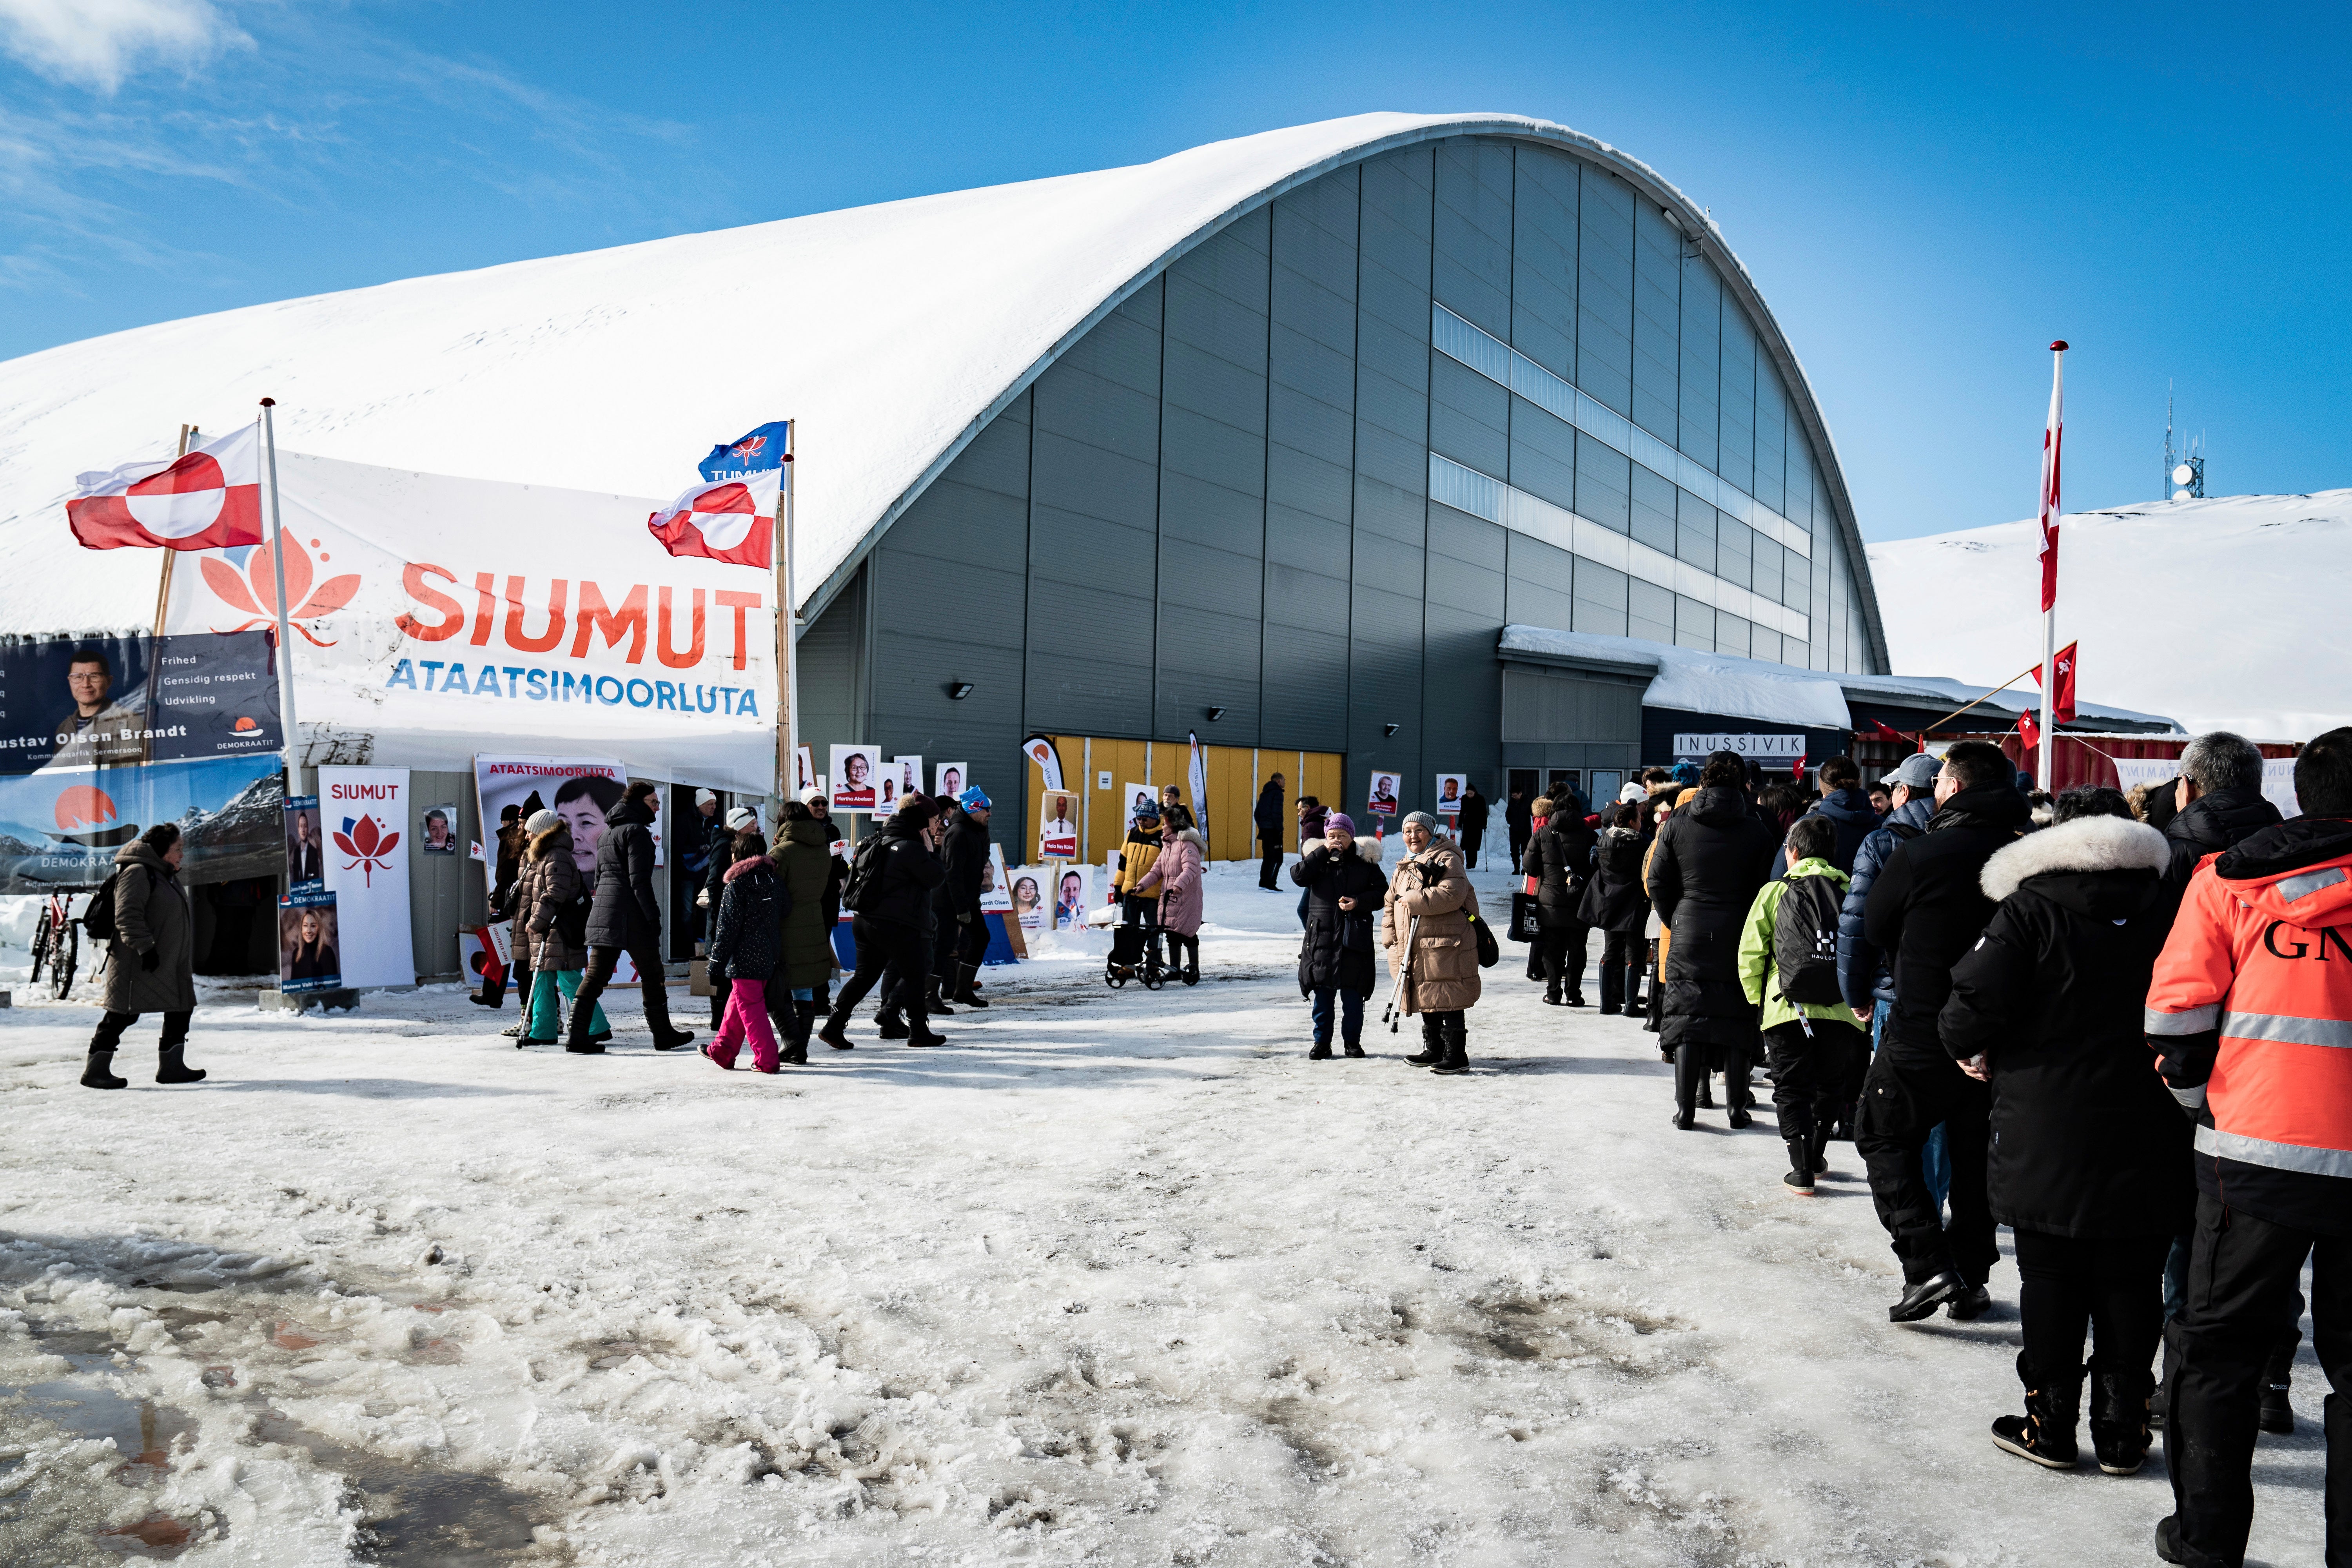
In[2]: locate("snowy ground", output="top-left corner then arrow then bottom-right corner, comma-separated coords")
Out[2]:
0,857 -> 2330,1567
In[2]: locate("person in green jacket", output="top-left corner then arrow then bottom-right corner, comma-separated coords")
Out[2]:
764,801 -> 842,1065
1738,813 -> 1871,1196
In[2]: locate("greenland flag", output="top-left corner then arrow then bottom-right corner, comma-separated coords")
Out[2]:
68,423 -> 266,551
646,466 -> 778,568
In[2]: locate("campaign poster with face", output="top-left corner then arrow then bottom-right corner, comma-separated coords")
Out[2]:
934,762 -> 969,801
1053,864 -> 1094,930
279,888 -> 341,995
476,756 -> 625,889
1434,774 -> 1466,817
892,756 -> 922,803
830,745 -> 880,813
1123,782 -> 1157,824
980,842 -> 1013,913
1367,771 -> 1402,817
1038,789 -> 1079,860
1009,867 -> 1047,931
793,745 -> 817,796
419,802 -> 460,854
285,794 -> 325,891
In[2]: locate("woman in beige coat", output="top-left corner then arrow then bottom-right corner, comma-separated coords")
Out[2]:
1383,810 -> 1482,1075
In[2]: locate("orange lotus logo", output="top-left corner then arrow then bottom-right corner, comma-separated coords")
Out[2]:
201,535 -> 361,647
54,785 -> 118,832
233,716 -> 260,732
334,814 -> 399,886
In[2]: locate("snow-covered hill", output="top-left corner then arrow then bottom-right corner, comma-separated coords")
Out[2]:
1867,490 -> 2352,739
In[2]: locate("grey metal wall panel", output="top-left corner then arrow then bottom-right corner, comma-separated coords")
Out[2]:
1718,302 -> 1757,495
1500,667 -> 1644,748
1632,201 -> 1681,444
1574,428 -> 1631,533
1511,145 -> 1578,380
1678,256 -> 1721,470
1504,532 -> 1577,630
1576,164 -> 1635,418
1426,502 -> 1508,575
1628,577 -> 1675,644
1261,621 -> 1348,751
1432,139 -> 1514,341
1630,461 -> 1677,554
1428,353 -> 1508,476
1508,394 -> 1577,512
1422,601 -> 1502,782
799,558 -> 865,762
1753,359 -> 1788,516
1572,556 -> 1629,637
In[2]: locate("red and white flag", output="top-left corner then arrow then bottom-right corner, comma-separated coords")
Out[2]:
647,468 -> 779,568
68,423 -> 265,551
2031,640 -> 2080,723
2017,708 -> 2041,752
2036,341 -> 2067,612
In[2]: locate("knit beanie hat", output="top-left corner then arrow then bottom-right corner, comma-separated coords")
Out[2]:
1403,810 -> 1437,831
957,786 -> 991,813
524,808 -> 560,835
695,788 -> 718,806
1323,811 -> 1356,837
725,805 -> 757,832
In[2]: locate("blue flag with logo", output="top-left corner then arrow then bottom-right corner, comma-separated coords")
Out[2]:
697,421 -> 791,483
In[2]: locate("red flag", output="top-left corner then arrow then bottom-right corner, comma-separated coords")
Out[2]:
2031,641 -> 2080,723
2018,709 -> 2041,752
2037,342 -> 2067,612
647,468 -> 779,568
67,424 -> 265,552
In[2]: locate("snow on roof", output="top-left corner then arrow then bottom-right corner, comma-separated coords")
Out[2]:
0,111 -> 1857,640
1869,491 -> 2352,740
1497,623 -> 2182,733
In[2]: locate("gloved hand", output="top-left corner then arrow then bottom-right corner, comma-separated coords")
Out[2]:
957,911 -> 972,925
142,948 -> 160,971
2152,1029 -> 2220,1114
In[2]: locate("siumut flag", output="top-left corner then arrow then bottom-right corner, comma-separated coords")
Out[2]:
646,467 -> 779,568
68,423 -> 266,551
2031,640 -> 2080,723
2036,341 -> 2067,613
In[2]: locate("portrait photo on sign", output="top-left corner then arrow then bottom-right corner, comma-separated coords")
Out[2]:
829,746 -> 880,813
420,802 -> 460,854
1434,774 -> 1466,815
893,756 -> 922,802
1038,789 -> 1079,860
980,842 -> 1013,913
1054,864 -> 1094,931
934,762 -> 969,801
1367,771 -> 1401,817
793,746 -> 816,795
278,893 -> 341,994
284,796 -> 325,888
1123,782 -> 1157,823
1010,867 -> 1046,931
475,757 -> 625,890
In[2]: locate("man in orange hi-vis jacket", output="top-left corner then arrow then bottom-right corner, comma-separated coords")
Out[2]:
2145,726 -> 2352,1568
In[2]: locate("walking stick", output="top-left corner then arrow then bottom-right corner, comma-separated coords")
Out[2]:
1382,913 -> 1420,1031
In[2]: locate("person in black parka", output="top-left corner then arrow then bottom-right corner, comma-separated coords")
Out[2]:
820,795 -> 949,1049
1457,783 -> 1490,870
1939,787 -> 2187,1476
929,793 -> 993,1012
1255,772 -> 1287,889
1646,751 -> 1779,1127
1525,795 -> 1598,1005
1858,740 -> 2031,1322
567,780 -> 693,1053
1289,813 -> 1387,1058
1578,801 -> 1652,1015
2156,731 -> 2282,940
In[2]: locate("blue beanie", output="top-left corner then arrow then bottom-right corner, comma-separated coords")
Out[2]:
957,786 -> 991,812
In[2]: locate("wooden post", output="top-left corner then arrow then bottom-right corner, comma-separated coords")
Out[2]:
773,426 -> 796,798
148,424 -> 197,639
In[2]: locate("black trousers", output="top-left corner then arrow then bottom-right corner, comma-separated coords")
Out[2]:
1675,1034 -> 1753,1113
1120,894 -> 1163,967
573,939 -> 673,1034
92,1009 -> 191,1051
1461,827 -> 1483,869
1259,842 -> 1282,889
1854,1046 -> 1996,1286
1598,929 -> 1644,1011
834,915 -> 931,1022
931,908 -> 986,984
2013,1228 -> 2169,1383
1541,920 -> 1589,997
1508,827 -> 1530,872
1762,1018 -> 1869,1143
2165,1192 -> 2350,1568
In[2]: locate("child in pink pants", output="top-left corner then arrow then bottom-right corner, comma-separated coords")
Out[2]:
702,833 -> 786,1074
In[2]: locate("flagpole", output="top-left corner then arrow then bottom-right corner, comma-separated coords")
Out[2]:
775,424 -> 797,801
259,399 -> 305,793
2036,341 -> 2067,793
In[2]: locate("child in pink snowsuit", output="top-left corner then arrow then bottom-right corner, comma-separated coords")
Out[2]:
1138,826 -> 1205,984
702,832 -> 786,1074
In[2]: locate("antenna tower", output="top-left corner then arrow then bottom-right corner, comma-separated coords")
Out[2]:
2164,383 -> 2206,500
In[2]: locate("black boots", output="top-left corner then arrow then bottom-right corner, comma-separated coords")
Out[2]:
81,1049 -> 126,1090
875,1008 -> 910,1040
905,1007 -> 946,1048
954,962 -> 989,1008
1991,1351 -> 2082,1469
156,1043 -> 205,1085
1430,1014 -> 1468,1075
644,986 -> 695,1053
777,1001 -> 813,1066
2259,1341 -> 2296,1435
1782,1138 -> 1815,1194
1307,1039 -> 1333,1060
1889,1270 -> 1963,1323
816,1008 -> 854,1051
2089,1365 -> 2154,1475
1404,1015 -> 1443,1067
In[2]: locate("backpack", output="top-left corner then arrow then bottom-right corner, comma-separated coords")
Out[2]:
80,866 -> 147,944
1771,873 -> 1845,1006
842,833 -> 891,916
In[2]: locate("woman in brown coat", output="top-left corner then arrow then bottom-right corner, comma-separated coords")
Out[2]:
1383,811 -> 1482,1075
514,811 -> 608,1047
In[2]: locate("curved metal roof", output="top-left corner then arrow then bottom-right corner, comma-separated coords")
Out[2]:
0,112 -> 1884,668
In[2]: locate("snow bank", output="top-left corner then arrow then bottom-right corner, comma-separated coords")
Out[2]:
1869,490 -> 2352,738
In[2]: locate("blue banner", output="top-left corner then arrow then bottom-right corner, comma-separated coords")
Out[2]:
0,754 -> 284,892
278,886 -> 342,993
0,630 -> 281,775
696,421 -> 791,483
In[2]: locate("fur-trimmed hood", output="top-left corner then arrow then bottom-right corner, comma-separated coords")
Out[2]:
1164,827 -> 1204,848
1301,835 -> 1382,865
1981,814 -> 2169,903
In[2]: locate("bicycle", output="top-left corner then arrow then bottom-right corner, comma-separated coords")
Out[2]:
28,890 -> 80,1001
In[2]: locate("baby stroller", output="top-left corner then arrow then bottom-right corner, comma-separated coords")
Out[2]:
1095,902 -> 1166,989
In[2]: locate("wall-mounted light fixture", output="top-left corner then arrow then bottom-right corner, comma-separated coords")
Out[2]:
1205,706 -> 1226,722
1383,722 -> 1401,738
947,682 -> 974,700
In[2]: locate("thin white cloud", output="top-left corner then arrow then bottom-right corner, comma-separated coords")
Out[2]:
0,0 -> 250,93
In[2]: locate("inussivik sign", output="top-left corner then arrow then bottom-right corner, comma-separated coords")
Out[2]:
162,450 -> 778,793
1673,732 -> 1807,761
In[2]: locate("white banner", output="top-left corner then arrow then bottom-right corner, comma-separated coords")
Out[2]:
319,765 -> 415,989
473,754 -> 639,983
2117,756 -> 2302,820
162,450 -> 777,791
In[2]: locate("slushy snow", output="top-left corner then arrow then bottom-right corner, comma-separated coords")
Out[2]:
0,860 -> 2331,1565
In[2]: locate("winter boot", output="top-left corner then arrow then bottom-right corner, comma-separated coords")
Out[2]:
1697,1077 -> 1715,1110
779,1002 -> 812,1066
928,976 -> 956,1015
905,1008 -> 946,1048
816,1008 -> 855,1051
1888,1270 -> 1962,1323
1342,1038 -> 1366,1059
1782,1139 -> 1815,1194
81,1049 -> 127,1090
1180,940 -> 1200,986
1307,1039 -> 1333,1060
1991,1352 -> 2082,1469
954,963 -> 989,1008
1807,1122 -> 1832,1176
502,1021 -> 524,1038
2089,1365 -> 2154,1475
1404,1015 -> 1443,1067
563,996 -> 606,1054
155,1043 -> 206,1085
2258,1341 -> 2296,1435
644,986 -> 695,1053
875,1007 -> 910,1040
1430,1015 -> 1469,1075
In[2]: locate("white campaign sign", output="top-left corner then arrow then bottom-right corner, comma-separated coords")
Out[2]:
319,765 -> 416,989
163,450 -> 778,791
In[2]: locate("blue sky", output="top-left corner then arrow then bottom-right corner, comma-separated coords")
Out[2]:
2,0 -> 2343,541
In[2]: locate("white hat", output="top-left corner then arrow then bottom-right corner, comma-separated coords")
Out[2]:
695,788 -> 718,806
800,787 -> 826,806
725,805 -> 757,831
524,808 -> 560,835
